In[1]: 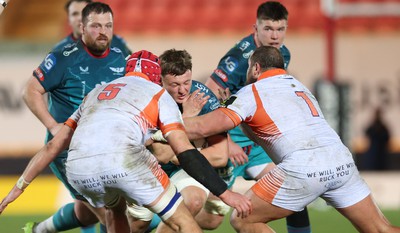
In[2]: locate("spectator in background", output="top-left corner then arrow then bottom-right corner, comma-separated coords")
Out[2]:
363,107 -> 391,170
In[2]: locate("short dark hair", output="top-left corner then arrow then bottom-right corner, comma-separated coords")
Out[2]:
64,0 -> 92,12
250,46 -> 285,70
82,2 -> 113,25
257,1 -> 288,21
160,49 -> 192,77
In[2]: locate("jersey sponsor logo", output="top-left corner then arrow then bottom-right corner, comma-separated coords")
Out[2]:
223,56 -> 238,73
63,47 -> 78,56
239,41 -> 250,51
243,50 -> 254,59
214,69 -> 228,82
79,66 -> 89,74
34,67 -> 45,81
110,47 -> 122,53
109,67 -> 124,75
208,98 -> 220,110
194,82 -> 209,94
42,54 -> 56,73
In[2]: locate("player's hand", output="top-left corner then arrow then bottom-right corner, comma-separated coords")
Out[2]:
228,140 -> 248,166
182,89 -> 209,118
170,156 -> 179,165
218,87 -> 231,103
151,130 -> 167,142
218,189 -> 252,218
0,186 -> 24,215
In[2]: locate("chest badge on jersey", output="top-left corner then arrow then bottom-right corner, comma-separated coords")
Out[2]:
109,67 -> 124,75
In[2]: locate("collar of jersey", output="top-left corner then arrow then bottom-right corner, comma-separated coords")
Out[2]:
257,68 -> 287,81
125,71 -> 151,82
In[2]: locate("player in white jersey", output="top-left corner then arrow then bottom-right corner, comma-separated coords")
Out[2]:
0,50 -> 251,233
183,46 -> 400,233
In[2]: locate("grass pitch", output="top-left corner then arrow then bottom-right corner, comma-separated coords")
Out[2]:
1,207 -> 399,233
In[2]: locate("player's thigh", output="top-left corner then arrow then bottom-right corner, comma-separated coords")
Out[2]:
336,194 -> 389,233
162,201 -> 202,233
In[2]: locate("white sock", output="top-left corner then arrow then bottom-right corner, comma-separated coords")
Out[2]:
34,216 -> 57,233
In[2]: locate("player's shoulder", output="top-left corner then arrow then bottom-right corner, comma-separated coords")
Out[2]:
229,34 -> 256,59
112,34 -> 127,43
110,34 -> 130,55
41,43 -> 79,71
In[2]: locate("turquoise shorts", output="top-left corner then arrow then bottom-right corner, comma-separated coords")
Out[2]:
49,149 -> 87,201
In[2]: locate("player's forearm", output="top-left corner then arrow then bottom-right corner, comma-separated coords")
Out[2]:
148,142 -> 175,164
22,126 -> 73,183
205,78 -> 223,100
177,149 -> 227,197
200,136 -> 228,167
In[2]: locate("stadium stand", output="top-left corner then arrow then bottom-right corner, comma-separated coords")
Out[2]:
1,0 -> 400,40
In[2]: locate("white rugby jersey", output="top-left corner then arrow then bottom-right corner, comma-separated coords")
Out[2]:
65,72 -> 184,159
219,69 -> 343,164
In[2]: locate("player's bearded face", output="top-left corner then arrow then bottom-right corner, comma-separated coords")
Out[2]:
82,12 -> 113,55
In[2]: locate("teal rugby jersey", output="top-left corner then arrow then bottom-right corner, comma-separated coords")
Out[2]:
52,33 -> 132,57
210,33 -> 290,145
210,33 -> 290,95
161,80 -> 220,176
33,40 -> 126,143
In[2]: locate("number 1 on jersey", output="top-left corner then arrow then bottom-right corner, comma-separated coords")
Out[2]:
295,91 -> 320,117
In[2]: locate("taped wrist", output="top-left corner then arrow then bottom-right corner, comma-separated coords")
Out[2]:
177,149 -> 227,197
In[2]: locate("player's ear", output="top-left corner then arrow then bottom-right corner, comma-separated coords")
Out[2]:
79,22 -> 84,34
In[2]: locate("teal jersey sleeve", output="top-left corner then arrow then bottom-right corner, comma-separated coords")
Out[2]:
191,80 -> 220,115
210,33 -> 291,94
210,34 -> 256,94
111,34 -> 132,58
33,41 -> 126,142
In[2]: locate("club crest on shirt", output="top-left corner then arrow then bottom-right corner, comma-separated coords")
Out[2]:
109,67 -> 124,75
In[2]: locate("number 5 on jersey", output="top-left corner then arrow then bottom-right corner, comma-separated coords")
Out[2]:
98,83 -> 126,100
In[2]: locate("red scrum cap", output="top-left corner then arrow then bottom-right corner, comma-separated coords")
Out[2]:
126,50 -> 161,85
